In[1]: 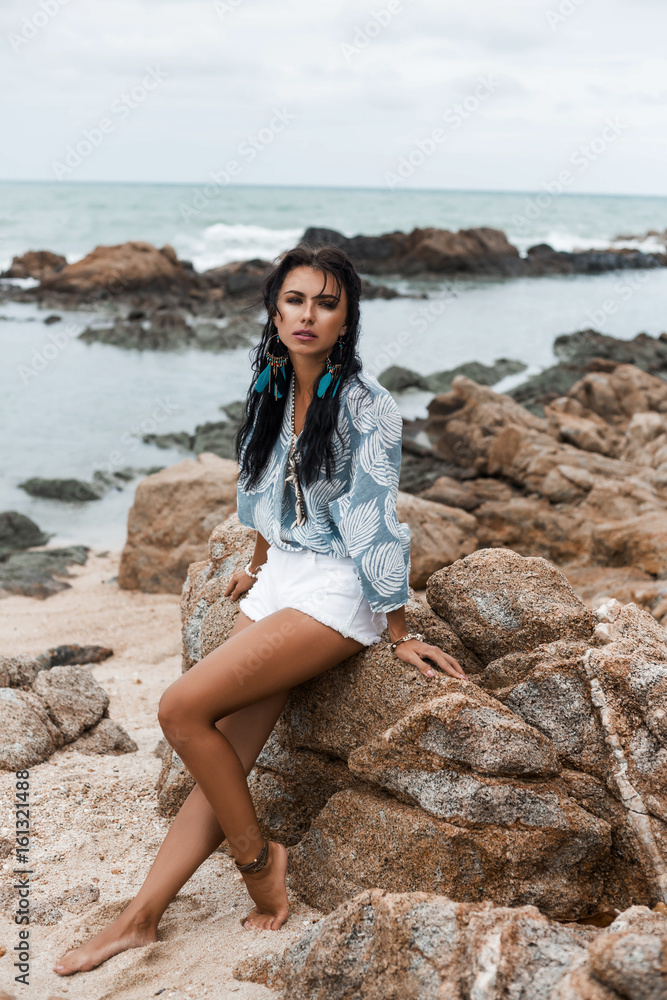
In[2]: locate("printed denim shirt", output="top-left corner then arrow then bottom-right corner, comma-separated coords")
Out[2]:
236,369 -> 411,613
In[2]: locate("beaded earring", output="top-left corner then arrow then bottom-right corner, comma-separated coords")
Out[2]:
316,332 -> 345,398
253,332 -> 290,401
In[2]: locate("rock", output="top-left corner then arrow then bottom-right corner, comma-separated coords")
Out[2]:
591,511 -> 667,577
39,241 -> 193,295
1,250 -> 67,281
0,510 -> 51,558
424,358 -> 527,394
156,747 -> 196,817
377,365 -> 430,392
0,545 -> 90,599
17,477 -> 106,501
0,654 -> 45,688
568,364 -> 667,425
474,496 -> 588,565
288,785 -> 609,919
565,567 -> 667,626
347,687 -> 559,779
0,688 -> 64,769
118,453 -> 238,594
419,475 -> 518,511
46,643 -> 114,667
378,359 -> 527,396
395,491 -> 478,587
237,889 -> 667,1000
249,732 -> 361,845
302,225 -> 526,278
72,718 -> 138,755
555,328 -> 667,375
426,548 -> 597,666
33,665 -> 109,741
545,396 -> 620,456
203,257 -> 271,299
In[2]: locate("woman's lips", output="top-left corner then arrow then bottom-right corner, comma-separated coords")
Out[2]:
293,332 -> 317,340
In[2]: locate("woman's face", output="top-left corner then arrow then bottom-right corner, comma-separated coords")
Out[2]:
272,266 -> 348,365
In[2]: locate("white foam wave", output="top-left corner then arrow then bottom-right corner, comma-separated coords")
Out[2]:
511,230 -> 666,256
175,222 -> 305,273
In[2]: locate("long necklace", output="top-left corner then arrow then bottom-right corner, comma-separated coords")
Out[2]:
285,370 -> 307,527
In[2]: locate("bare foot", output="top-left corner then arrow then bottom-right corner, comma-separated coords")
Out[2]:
240,841 -> 289,931
53,909 -> 158,975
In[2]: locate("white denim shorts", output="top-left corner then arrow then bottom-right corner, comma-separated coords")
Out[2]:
239,545 -> 387,646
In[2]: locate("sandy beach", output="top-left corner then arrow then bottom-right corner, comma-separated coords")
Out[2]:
0,549 -> 322,1000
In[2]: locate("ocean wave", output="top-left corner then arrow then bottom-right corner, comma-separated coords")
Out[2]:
174,222 -> 305,272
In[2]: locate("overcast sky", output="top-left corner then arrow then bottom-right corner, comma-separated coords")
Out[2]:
1,0 -> 665,194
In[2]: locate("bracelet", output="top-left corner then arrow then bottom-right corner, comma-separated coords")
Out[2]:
244,560 -> 263,579
387,632 -> 424,653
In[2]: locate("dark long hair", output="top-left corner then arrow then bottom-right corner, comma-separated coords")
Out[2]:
235,243 -> 369,491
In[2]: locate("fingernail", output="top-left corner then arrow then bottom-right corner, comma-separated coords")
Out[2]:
427,669 -> 435,677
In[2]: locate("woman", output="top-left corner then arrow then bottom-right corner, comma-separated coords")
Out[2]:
53,243 -> 466,976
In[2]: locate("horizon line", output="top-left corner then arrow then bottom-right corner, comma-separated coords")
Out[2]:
0,179 -> 666,200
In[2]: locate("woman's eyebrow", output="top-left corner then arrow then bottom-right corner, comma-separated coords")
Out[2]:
283,289 -> 339,298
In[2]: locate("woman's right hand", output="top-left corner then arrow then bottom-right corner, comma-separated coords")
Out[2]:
224,566 -> 260,601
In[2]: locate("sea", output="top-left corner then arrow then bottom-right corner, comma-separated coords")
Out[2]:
1,181 -> 666,550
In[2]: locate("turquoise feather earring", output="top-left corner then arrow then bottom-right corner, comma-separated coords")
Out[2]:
316,333 -> 345,398
253,332 -> 290,400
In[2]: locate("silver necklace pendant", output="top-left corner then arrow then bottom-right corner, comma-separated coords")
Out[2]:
287,374 -> 307,527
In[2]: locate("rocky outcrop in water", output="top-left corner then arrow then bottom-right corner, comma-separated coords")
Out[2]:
303,226 -> 667,278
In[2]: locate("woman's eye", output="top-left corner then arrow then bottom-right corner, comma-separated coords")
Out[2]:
287,297 -> 337,309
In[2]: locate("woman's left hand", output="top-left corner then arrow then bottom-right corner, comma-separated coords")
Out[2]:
393,638 -> 468,681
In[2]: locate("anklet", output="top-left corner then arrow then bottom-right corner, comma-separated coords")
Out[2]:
235,838 -> 269,874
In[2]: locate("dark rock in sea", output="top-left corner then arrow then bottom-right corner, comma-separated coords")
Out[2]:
43,314 -> 62,325
303,227 -> 667,279
0,545 -> 89,599
378,366 -> 431,392
78,310 -> 262,352
0,511 -> 52,559
192,421 -> 239,461
1,250 -> 67,282
526,242 -> 666,275
143,416 -> 241,462
554,328 -> 667,373
508,329 -> 667,416
303,225 -> 525,278
143,431 -> 194,452
17,477 -> 107,502
380,359 -> 527,396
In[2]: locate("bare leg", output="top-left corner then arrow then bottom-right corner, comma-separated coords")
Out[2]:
156,607 -> 364,931
53,611 -> 290,976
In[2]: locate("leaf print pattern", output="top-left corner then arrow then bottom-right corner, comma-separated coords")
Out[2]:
236,369 -> 411,613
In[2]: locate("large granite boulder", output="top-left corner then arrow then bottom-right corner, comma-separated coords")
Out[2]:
38,240 -> 193,295
176,518 -> 667,921
118,452 -> 238,594
0,658 -> 136,769
234,889 -> 667,1000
